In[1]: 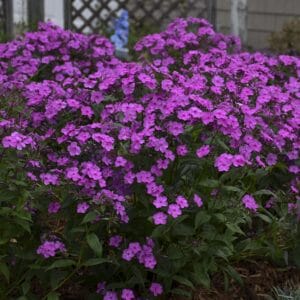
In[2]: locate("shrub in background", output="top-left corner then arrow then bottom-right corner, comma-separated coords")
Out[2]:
269,18 -> 300,56
0,19 -> 299,299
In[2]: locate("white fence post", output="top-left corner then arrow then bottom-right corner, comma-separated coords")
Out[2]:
230,0 -> 248,45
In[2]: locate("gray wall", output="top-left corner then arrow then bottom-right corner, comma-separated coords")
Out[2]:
216,0 -> 300,49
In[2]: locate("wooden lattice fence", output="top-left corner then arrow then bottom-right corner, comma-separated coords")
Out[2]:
64,0 -> 216,34
0,0 -> 216,39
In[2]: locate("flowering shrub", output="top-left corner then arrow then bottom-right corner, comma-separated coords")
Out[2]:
0,19 -> 299,299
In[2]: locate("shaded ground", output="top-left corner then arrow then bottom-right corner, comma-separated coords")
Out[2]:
31,260 -> 300,299
194,261 -> 300,300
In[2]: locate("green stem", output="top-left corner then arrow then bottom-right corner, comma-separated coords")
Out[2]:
42,268 -> 78,300
42,242 -> 85,300
5,270 -> 30,297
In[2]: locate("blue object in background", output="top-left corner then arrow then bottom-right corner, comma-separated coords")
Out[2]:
110,9 -> 129,51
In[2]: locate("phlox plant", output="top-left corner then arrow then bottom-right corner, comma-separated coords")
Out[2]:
0,18 -> 299,299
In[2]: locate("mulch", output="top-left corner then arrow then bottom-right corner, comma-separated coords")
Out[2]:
193,260 -> 300,300
30,260 -> 300,299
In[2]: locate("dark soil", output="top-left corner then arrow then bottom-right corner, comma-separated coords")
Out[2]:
193,260 -> 300,300
30,260 -> 300,299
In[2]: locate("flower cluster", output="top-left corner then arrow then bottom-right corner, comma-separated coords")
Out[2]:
2,132 -> 35,150
121,238 -> 156,269
36,240 -> 66,258
242,194 -> 259,212
97,282 -> 163,299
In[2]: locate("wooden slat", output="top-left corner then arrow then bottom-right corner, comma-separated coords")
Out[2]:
64,0 -> 72,29
0,0 -> 5,34
28,0 -> 45,26
2,0 -> 13,39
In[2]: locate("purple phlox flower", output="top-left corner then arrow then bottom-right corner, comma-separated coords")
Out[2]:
67,142 -> 81,156
37,240 -> 66,258
152,212 -> 168,225
76,202 -> 90,213
289,165 -> 300,174
96,281 -> 106,295
2,131 -> 34,150
167,204 -> 182,218
92,133 -> 114,151
153,196 -> 168,208
196,145 -> 210,158
288,202 -> 298,214
149,282 -> 163,296
109,235 -> 123,248
81,106 -> 94,118
48,201 -> 61,214
136,171 -> 154,183
265,197 -> 275,209
215,153 -> 233,172
121,289 -> 135,300
242,194 -> 258,212
66,167 -> 81,181
177,144 -> 188,156
115,156 -> 127,167
176,195 -> 189,208
266,153 -> 277,166
232,154 -> 247,167
104,291 -> 118,300
193,194 -> 203,207
40,173 -> 59,185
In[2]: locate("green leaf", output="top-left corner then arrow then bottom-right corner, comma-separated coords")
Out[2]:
222,186 -> 244,193
151,225 -> 166,238
223,271 -> 229,292
173,275 -> 195,290
131,266 -> 145,287
50,271 -> 68,289
196,271 -> 211,288
14,219 -> 31,233
216,138 -> 231,152
172,224 -> 195,236
199,179 -> 219,188
82,258 -> 111,266
0,262 -> 9,282
225,223 -> 245,235
0,237 -> 9,245
14,211 -> 32,221
47,259 -> 76,270
69,227 -> 85,234
86,233 -> 103,257
213,213 -> 227,222
81,211 -> 98,224
171,288 -> 192,299
107,282 -> 127,289
21,281 -> 30,295
224,265 -> 243,285
215,249 -> 230,261
195,211 -> 211,229
11,179 -> 27,187
167,244 -> 183,260
47,292 -> 60,300
256,213 -> 272,223
253,189 -> 277,197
